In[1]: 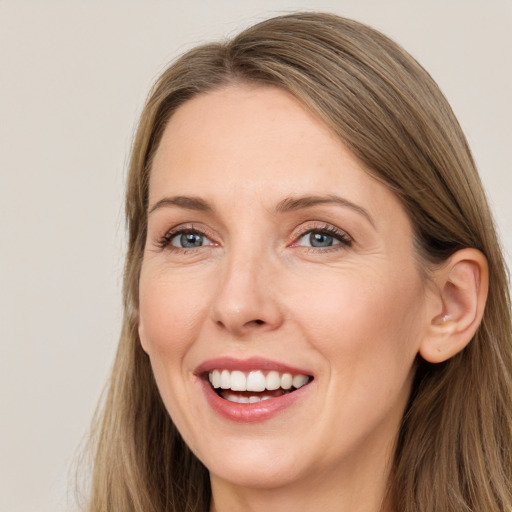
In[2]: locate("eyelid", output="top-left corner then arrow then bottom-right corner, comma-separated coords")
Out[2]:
157,223 -> 219,250
289,222 -> 353,249
154,220 -> 352,252
170,231 -> 215,249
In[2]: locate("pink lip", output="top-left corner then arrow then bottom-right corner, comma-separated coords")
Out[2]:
195,357 -> 314,424
195,356 -> 312,375
198,378 -> 312,423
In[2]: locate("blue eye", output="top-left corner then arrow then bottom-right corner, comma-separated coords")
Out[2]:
169,231 -> 214,249
295,227 -> 352,250
299,231 -> 340,248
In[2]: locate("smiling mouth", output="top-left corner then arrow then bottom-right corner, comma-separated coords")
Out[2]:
208,369 -> 313,403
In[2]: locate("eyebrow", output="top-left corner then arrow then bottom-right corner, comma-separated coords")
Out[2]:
275,194 -> 375,227
148,196 -> 214,215
148,193 -> 374,227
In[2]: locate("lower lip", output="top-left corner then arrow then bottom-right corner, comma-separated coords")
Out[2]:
199,378 -> 311,423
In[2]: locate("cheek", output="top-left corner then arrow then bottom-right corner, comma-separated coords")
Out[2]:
293,266 -> 425,379
137,269 -> 208,427
138,269 -> 208,361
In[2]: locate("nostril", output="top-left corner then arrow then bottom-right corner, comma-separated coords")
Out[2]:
244,319 -> 265,327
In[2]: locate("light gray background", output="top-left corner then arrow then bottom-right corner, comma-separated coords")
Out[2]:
1,2 -> 510,511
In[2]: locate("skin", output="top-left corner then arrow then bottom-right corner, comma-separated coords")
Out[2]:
138,84 -> 438,512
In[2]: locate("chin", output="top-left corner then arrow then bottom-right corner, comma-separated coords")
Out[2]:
206,450 -> 306,490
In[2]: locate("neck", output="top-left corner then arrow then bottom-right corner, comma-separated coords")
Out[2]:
209,446 -> 395,512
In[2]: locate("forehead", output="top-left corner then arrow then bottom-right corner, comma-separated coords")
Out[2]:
149,84 -> 403,222
153,84 -> 341,175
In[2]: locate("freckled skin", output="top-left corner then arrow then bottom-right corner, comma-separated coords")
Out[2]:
138,85 -> 432,512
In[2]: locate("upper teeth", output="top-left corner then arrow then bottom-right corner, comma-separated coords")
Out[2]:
208,369 -> 310,392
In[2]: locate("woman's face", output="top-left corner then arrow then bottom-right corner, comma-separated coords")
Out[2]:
139,85 -> 431,494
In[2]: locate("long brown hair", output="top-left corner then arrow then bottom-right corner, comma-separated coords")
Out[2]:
86,12 -> 512,511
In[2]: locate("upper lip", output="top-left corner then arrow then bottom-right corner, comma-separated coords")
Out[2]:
194,356 -> 313,377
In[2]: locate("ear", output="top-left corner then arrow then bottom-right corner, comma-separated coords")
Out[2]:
419,248 -> 488,363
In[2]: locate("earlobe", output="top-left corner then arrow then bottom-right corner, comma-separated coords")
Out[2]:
419,248 -> 488,363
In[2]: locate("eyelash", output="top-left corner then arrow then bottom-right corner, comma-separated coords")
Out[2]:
156,223 -> 352,252
290,223 -> 353,253
157,224 -> 216,252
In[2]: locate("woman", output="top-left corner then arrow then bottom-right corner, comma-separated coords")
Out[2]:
86,12 -> 512,512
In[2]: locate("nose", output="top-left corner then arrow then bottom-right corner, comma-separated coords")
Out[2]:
210,247 -> 284,337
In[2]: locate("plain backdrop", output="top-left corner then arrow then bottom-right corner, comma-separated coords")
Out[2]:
1,1 -> 510,511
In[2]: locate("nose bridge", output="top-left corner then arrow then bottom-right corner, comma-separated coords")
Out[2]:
211,236 -> 281,334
